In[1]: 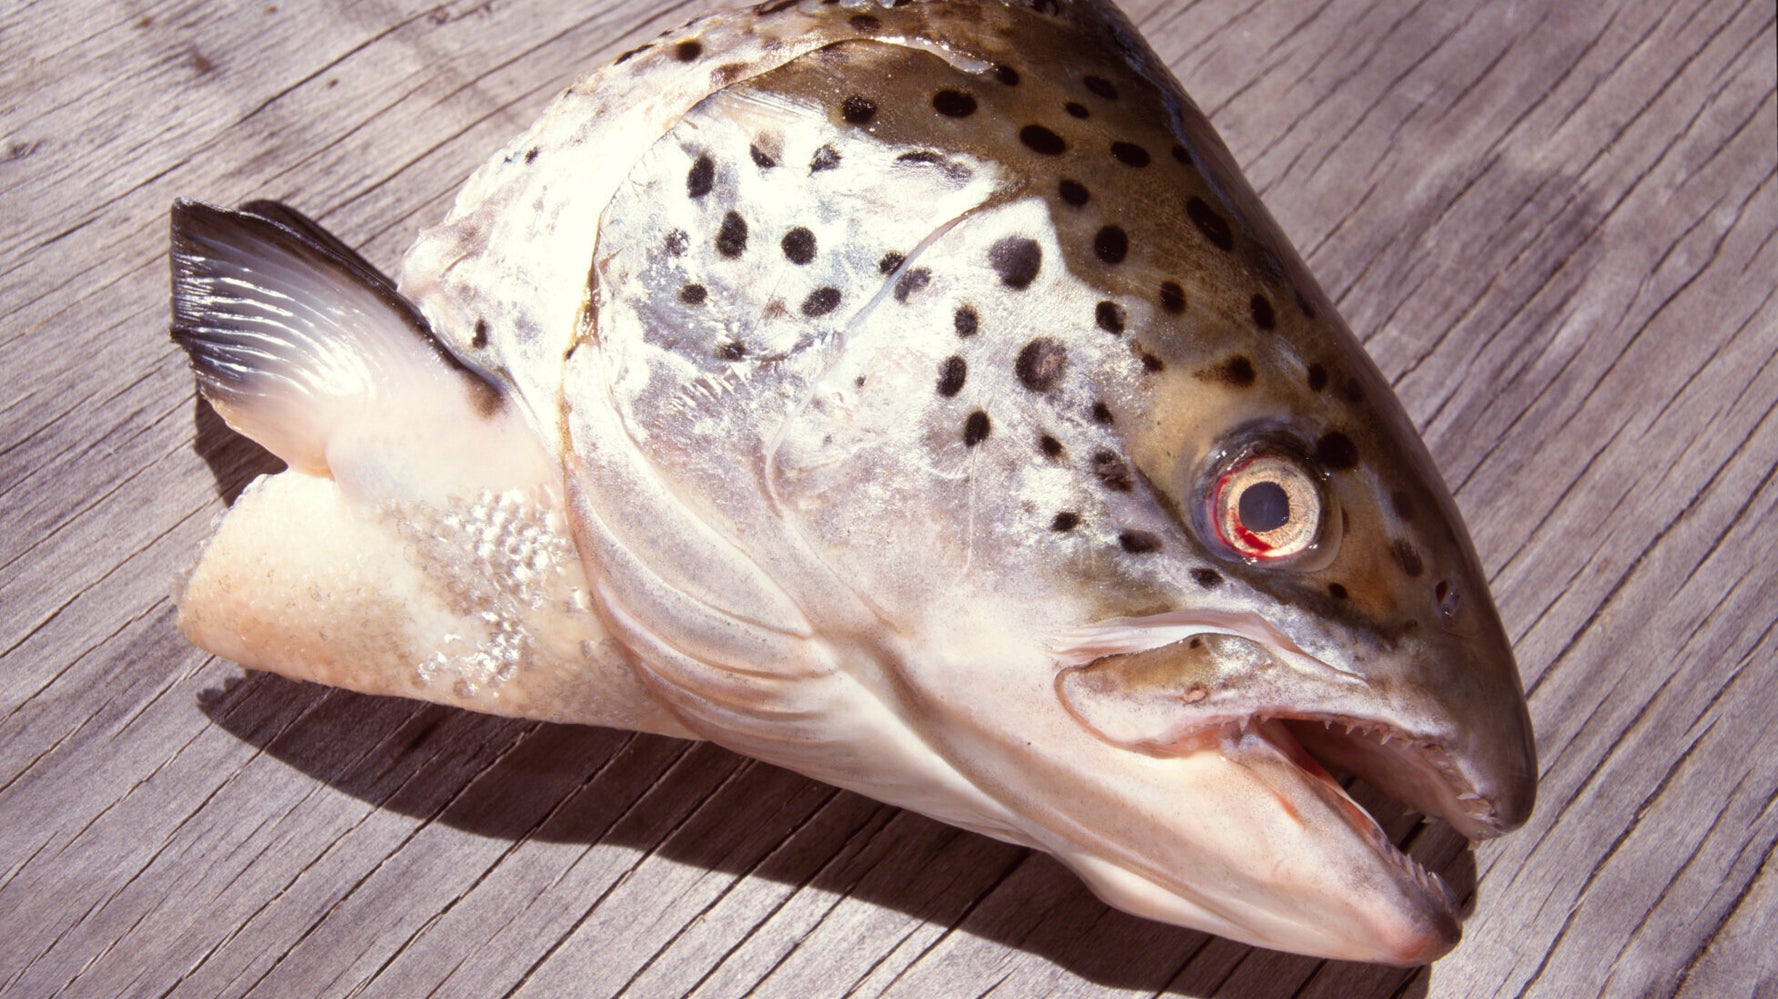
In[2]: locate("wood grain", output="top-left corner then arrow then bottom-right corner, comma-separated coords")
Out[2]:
2,0 -> 1772,995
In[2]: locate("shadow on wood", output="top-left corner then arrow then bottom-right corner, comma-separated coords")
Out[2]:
191,396 -> 285,505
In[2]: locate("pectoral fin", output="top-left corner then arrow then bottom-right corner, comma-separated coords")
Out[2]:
170,201 -> 690,737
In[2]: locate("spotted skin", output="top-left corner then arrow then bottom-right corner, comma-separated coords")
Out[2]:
568,4 -> 1449,639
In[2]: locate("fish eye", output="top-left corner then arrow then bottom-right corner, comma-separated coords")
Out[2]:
1209,452 -> 1325,561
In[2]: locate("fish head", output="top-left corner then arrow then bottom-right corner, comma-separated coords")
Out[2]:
389,0 -> 1536,964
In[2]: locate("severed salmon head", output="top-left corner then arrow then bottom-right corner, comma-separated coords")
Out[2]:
168,0 -> 1535,965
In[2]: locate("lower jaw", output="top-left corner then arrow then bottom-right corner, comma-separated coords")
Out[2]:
1226,717 -> 1462,928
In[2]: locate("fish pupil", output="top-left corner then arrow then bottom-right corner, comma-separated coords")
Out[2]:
1238,481 -> 1290,533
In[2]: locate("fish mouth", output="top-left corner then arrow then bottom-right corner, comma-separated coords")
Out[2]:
1052,613 -> 1520,842
1050,617 -> 1529,959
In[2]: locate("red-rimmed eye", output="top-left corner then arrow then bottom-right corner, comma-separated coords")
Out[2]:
1212,454 -> 1323,560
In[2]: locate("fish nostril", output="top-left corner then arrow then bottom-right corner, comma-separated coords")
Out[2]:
1436,580 -> 1460,621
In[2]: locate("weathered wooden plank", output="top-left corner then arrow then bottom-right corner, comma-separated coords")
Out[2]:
2,0 -> 1773,995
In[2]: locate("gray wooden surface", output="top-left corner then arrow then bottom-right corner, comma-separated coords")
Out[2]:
3,0 -> 1773,995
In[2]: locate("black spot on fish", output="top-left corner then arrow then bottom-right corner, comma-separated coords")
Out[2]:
841,94 -> 877,124
1093,225 -> 1128,264
989,237 -> 1042,289
781,226 -> 816,264
1171,143 -> 1192,165
933,90 -> 977,117
1391,490 -> 1415,521
879,251 -> 905,274
680,283 -> 707,305
1328,582 -> 1349,600
750,143 -> 777,168
1051,511 -> 1080,532
1187,197 -> 1234,251
674,39 -> 703,61
1341,377 -> 1366,404
471,318 -> 489,349
524,148 -> 539,164
1091,401 -> 1114,424
964,410 -> 991,446
801,286 -> 841,317
1393,539 -> 1425,578
1065,101 -> 1090,119
1083,75 -> 1118,99
954,304 -> 979,337
1095,300 -> 1125,334
1020,124 -> 1066,155
1159,280 -> 1186,314
1039,434 -> 1064,458
1295,289 -> 1317,319
1191,567 -> 1222,588
937,355 -> 966,397
996,64 -> 1021,85
717,340 -> 747,360
1313,431 -> 1359,470
810,144 -> 841,172
716,211 -> 748,257
1110,141 -> 1150,167
1015,338 -> 1067,391
1307,363 -> 1328,392
895,267 -> 931,302
1058,179 -> 1090,206
1091,450 -> 1133,491
686,154 -> 715,198
1203,355 -> 1255,386
1120,531 -> 1160,554
850,13 -> 881,30
1140,351 -> 1165,372
1250,293 -> 1275,330
665,229 -> 690,255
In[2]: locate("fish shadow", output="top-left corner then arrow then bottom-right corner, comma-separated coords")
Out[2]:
191,397 -> 284,504
198,669 -> 1463,997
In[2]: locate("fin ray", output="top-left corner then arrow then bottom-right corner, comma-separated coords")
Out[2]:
169,199 -> 493,474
